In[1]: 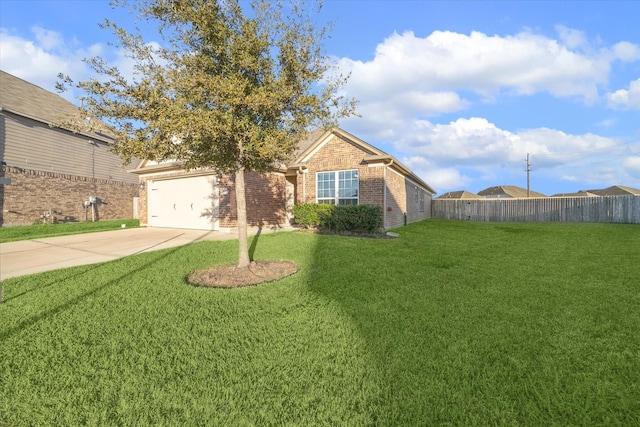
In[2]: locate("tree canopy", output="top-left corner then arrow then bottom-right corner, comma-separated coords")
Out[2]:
59,0 -> 356,269
61,0 -> 354,171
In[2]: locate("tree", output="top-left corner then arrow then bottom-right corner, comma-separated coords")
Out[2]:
59,0 -> 355,268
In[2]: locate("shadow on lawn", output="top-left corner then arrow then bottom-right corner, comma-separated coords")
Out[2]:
249,225 -> 262,260
1,230 -> 206,303
0,245 -> 189,343
304,221 -> 459,423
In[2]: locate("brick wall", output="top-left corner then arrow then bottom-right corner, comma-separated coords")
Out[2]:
297,134 -> 385,207
384,169 -> 433,228
1,166 -> 139,226
385,168 -> 406,228
219,171 -> 288,228
405,179 -> 432,224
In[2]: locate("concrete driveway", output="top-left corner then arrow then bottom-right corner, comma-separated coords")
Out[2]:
1,226 -> 289,280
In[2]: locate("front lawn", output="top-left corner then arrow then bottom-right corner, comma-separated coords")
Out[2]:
1,220 -> 638,425
0,219 -> 140,243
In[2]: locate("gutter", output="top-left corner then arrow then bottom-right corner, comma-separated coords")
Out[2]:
383,158 -> 394,229
127,161 -> 185,174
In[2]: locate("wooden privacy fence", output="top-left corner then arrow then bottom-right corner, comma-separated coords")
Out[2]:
432,196 -> 640,224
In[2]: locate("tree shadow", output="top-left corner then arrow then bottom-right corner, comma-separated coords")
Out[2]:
0,227 -> 220,341
248,224 -> 262,261
300,174 -> 438,422
0,245 -> 189,343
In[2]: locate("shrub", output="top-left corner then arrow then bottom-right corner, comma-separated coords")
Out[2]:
293,203 -> 382,232
293,203 -> 336,228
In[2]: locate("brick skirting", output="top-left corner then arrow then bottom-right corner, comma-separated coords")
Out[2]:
1,166 -> 139,226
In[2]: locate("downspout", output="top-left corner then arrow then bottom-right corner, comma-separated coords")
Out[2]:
383,159 -> 394,229
297,166 -> 307,202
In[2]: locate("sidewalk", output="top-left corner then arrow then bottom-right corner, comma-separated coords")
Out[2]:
0,226 -> 291,280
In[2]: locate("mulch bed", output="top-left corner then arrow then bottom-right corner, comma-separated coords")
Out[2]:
187,260 -> 298,288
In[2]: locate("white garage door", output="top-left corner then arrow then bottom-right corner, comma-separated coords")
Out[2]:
148,175 -> 219,230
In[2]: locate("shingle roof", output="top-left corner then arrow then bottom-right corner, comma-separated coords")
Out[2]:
290,128 -> 327,161
586,185 -> 640,196
550,191 -> 599,197
478,185 -> 546,198
437,190 -> 483,199
0,69 -> 113,143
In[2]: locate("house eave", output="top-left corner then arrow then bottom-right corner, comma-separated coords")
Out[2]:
363,154 -> 437,195
128,161 -> 185,175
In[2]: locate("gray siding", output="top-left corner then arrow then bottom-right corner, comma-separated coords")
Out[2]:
1,112 -> 137,183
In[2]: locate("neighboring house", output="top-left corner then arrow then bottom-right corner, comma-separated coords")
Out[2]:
551,191 -> 599,197
0,70 -> 139,226
131,127 -> 436,231
478,185 -> 547,198
437,190 -> 483,199
586,185 -> 640,196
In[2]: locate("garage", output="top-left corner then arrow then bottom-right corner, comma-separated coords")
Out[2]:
148,175 -> 219,230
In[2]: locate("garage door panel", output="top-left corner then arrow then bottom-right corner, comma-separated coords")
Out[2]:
148,176 -> 219,230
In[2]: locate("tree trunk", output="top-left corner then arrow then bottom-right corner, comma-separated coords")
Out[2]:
234,167 -> 251,268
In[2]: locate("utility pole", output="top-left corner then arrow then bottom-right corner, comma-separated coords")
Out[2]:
525,153 -> 531,197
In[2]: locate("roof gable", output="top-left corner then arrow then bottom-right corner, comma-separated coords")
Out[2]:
587,185 -> 640,196
293,127 -> 383,164
291,127 -> 436,194
437,190 -> 482,199
478,185 -> 546,198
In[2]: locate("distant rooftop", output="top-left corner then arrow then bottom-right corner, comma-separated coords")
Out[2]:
477,185 -> 547,198
550,191 -> 599,198
585,185 -> 640,196
437,190 -> 483,199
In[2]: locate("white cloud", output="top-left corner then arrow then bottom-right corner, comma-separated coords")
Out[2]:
612,41 -> 640,62
555,25 -> 587,49
402,156 -> 470,190
343,114 -> 630,193
0,26 -> 162,104
624,156 -> 640,178
32,26 -> 64,51
0,28 -> 80,91
607,78 -> 640,110
392,117 -> 616,168
335,27 -> 640,193
338,29 -> 632,107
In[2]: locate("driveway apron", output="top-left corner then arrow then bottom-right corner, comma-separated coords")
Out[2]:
0,227 -> 243,280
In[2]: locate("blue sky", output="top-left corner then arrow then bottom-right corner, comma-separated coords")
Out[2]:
1,0 -> 639,195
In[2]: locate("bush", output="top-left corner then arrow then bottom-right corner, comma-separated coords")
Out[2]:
293,203 -> 336,228
293,203 -> 382,232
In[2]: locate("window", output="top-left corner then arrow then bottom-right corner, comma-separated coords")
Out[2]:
317,170 -> 359,205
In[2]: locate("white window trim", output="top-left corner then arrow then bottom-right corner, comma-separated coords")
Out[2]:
316,169 -> 359,205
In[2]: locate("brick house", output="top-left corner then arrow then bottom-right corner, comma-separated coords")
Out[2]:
132,127 -> 436,231
0,70 -> 140,226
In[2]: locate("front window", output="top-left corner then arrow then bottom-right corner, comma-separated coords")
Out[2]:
317,170 -> 359,205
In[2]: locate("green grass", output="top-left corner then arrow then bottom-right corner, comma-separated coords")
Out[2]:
0,219 -> 140,242
1,220 -> 639,425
